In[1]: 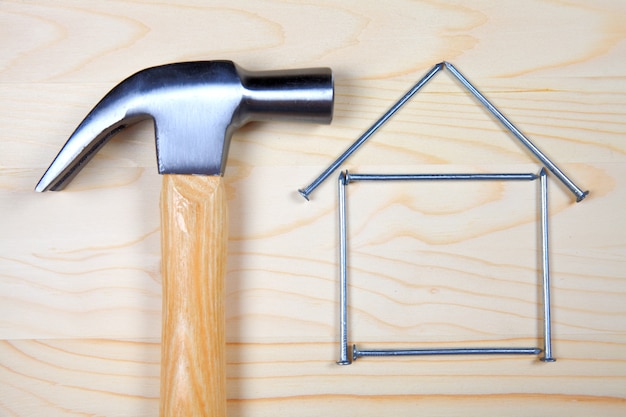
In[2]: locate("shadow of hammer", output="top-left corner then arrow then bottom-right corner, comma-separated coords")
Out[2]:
36,61 -> 334,416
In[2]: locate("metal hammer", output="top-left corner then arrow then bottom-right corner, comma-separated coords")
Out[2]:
36,61 -> 333,416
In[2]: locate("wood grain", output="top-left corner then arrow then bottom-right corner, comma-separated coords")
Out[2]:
160,175 -> 227,417
1,0 -> 625,416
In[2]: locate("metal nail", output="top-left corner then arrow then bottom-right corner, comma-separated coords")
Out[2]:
345,172 -> 538,182
540,168 -> 556,362
353,345 -> 542,360
298,62 -> 445,200
444,62 -> 588,202
337,171 -> 351,365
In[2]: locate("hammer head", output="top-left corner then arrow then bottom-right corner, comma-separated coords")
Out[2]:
36,61 -> 333,191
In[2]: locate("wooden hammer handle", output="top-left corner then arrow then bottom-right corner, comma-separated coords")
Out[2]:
159,175 -> 228,417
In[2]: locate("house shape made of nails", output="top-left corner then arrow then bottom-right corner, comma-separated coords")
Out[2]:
307,62 -> 590,365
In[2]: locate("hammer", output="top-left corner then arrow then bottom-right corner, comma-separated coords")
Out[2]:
36,61 -> 333,416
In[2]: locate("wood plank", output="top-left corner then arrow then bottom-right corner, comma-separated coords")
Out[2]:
1,339 -> 625,417
1,0 -> 625,415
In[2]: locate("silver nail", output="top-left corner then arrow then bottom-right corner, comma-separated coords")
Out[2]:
353,345 -> 542,360
540,168 -> 556,362
346,172 -> 538,182
444,62 -> 588,202
337,171 -> 351,365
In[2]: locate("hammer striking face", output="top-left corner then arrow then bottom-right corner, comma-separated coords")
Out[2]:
36,61 -> 333,417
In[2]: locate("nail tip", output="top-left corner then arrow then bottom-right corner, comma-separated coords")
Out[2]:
35,178 -> 55,192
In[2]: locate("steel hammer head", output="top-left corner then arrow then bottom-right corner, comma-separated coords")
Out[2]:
36,61 -> 333,191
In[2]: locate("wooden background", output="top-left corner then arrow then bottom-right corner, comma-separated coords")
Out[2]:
1,0 -> 625,415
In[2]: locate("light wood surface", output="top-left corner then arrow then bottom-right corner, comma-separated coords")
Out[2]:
1,1 -> 625,416
160,175 -> 227,417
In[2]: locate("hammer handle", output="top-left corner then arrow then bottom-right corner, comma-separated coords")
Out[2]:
159,175 -> 227,417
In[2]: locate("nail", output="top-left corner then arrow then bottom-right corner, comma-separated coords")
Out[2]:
353,345 -> 542,360
298,62 -> 445,200
443,62 -> 588,202
540,168 -> 556,362
337,171 -> 351,365
345,172 -> 538,182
